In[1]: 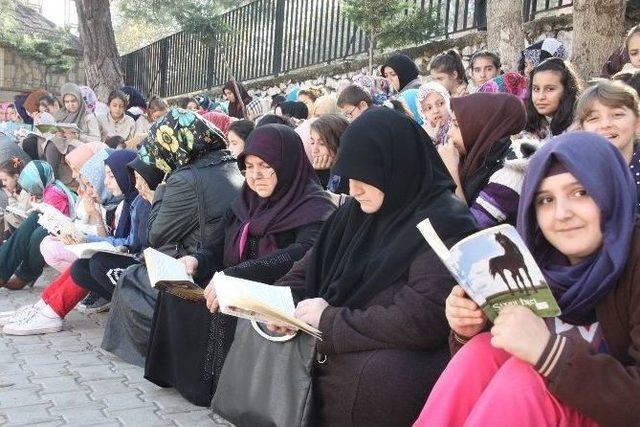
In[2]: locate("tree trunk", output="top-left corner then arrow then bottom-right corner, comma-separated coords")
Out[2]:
486,0 -> 525,72
75,0 -> 123,102
368,35 -> 375,75
572,0 -> 626,80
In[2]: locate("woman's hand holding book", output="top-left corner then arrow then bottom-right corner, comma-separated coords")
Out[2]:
446,285 -> 487,340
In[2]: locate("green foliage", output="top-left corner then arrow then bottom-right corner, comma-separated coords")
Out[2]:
0,1 -> 75,76
116,0 -> 238,48
342,0 -> 441,48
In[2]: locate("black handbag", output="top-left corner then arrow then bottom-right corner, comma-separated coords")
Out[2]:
211,319 -> 317,427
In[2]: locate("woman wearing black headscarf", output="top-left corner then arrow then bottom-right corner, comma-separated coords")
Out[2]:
381,53 -> 423,94
144,124 -> 336,406
275,100 -> 309,121
269,107 -> 478,425
120,86 -> 148,121
223,80 -> 253,119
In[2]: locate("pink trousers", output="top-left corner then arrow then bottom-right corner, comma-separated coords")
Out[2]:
40,236 -> 78,273
413,333 -> 598,427
41,266 -> 87,318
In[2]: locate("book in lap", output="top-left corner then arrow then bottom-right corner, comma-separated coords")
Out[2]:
66,241 -> 132,259
143,248 -> 205,302
143,248 -> 322,339
417,219 -> 561,322
213,272 -> 322,340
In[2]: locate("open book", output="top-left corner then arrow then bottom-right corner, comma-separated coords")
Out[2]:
4,205 -> 29,219
418,219 -> 561,322
66,241 -> 132,259
36,123 -> 80,134
144,248 -> 204,301
213,272 -> 322,340
33,203 -> 84,240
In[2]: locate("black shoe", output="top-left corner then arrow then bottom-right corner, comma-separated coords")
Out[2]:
78,296 -> 111,314
77,292 -> 99,310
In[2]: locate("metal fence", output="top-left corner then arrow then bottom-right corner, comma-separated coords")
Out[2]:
523,0 -> 573,22
122,0 -> 571,98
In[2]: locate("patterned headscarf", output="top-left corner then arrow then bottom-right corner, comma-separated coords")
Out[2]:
417,81 -> 451,145
478,72 -> 529,102
521,38 -> 568,72
79,86 -> 98,113
352,73 -> 392,106
138,108 -> 227,174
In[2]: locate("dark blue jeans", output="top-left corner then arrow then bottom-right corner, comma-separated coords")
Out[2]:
0,212 -> 48,282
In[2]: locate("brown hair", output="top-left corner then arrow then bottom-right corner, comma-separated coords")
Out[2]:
575,79 -> 640,125
148,96 -> 168,113
298,87 -> 324,102
626,24 -> 640,50
430,49 -> 468,85
337,85 -> 372,108
309,114 -> 349,155
0,157 -> 26,177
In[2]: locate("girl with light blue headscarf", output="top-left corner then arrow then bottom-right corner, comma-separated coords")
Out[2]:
18,160 -> 77,218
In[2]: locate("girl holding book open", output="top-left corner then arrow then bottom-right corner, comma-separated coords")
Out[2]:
414,132 -> 640,426
144,124 -> 335,406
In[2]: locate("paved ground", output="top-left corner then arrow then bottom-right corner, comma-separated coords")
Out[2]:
0,268 -> 233,426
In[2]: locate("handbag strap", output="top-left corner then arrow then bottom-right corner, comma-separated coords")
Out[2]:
189,165 -> 207,252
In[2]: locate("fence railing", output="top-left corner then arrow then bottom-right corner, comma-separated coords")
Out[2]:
523,0 -> 573,22
122,0 -> 572,98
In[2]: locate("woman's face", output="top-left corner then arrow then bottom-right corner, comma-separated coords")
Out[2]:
383,67 -> 401,92
150,109 -> 167,122
80,177 -> 99,202
298,94 -> 315,116
227,130 -> 245,157
109,97 -> 126,119
0,171 -> 18,193
186,101 -> 199,111
581,100 -> 640,162
134,171 -> 153,202
223,89 -> 236,103
446,113 -> 467,155
104,165 -> 122,197
420,92 -> 449,127
431,70 -> 458,94
349,179 -> 385,213
471,57 -> 499,87
310,129 -> 335,168
244,154 -> 278,198
6,107 -> 19,122
63,94 -> 79,113
531,70 -> 564,117
535,172 -> 603,265
628,33 -> 640,68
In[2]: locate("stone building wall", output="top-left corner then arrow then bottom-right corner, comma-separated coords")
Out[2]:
0,45 -> 86,101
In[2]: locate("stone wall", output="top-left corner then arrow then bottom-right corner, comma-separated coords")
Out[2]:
168,10 -> 574,102
0,45 -> 86,101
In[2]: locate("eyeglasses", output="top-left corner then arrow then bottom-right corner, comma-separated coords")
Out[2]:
241,166 -> 276,179
343,105 -> 358,119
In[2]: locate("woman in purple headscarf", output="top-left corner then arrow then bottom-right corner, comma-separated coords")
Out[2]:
144,124 -> 336,406
415,132 -> 640,426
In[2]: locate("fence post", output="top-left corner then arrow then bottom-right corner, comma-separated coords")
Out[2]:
272,0 -> 285,75
159,38 -> 169,98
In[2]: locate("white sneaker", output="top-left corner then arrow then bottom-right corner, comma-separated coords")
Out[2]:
3,309 -> 62,335
0,305 -> 37,326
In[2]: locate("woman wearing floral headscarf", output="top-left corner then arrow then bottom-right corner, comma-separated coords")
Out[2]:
518,37 -> 568,78
417,82 -> 452,146
101,108 -> 244,367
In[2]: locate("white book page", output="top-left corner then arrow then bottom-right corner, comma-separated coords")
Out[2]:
416,218 -> 452,262
66,241 -> 118,258
143,248 -> 192,286
213,271 -> 295,317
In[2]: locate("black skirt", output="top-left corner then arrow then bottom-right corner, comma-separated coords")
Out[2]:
144,291 -> 237,406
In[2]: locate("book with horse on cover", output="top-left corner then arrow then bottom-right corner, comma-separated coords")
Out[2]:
417,219 -> 561,322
